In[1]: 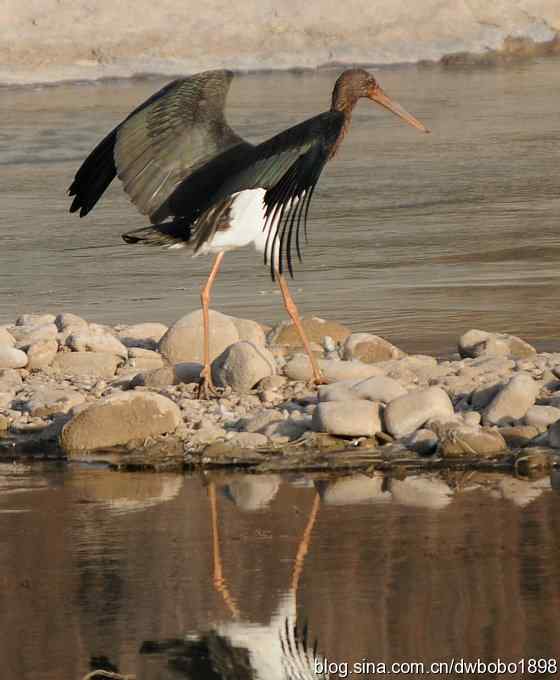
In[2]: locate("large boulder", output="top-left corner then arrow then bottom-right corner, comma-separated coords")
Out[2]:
231,318 -> 267,348
129,362 -> 202,388
383,387 -> 454,438
26,339 -> 58,370
118,322 -> 168,350
212,341 -> 276,393
269,317 -> 351,349
12,323 -> 58,348
439,426 -> 507,458
0,346 -> 28,369
51,352 -> 120,378
285,355 -> 384,382
60,391 -> 182,453
342,333 -> 404,363
0,328 -> 15,347
15,313 -> 56,327
23,387 -> 85,417
67,331 -> 128,358
55,312 -> 89,332
159,310 -> 239,364
459,329 -> 536,359
483,373 -> 539,426
312,400 -> 382,437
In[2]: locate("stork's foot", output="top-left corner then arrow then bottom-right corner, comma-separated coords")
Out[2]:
312,373 -> 329,386
195,365 -> 221,400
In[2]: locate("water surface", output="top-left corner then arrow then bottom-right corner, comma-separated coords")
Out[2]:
1,60 -> 560,354
1,466 -> 559,679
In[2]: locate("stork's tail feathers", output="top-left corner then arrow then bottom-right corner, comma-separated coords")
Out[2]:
122,218 -> 192,250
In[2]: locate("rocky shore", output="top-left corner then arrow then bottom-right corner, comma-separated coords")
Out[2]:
1,310 -> 560,475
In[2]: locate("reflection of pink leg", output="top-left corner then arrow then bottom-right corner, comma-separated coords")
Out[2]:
209,481 -> 240,618
290,492 -> 321,598
197,252 -> 225,399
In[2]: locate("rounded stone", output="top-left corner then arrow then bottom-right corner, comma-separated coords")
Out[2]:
383,387 -> 454,438
24,387 -> 85,417
50,352 -> 120,378
269,317 -> 351,348
159,310 -> 239,365
130,362 -> 202,388
483,373 -> 539,426
404,428 -> 439,455
352,375 -> 407,402
55,312 -> 89,331
285,355 -> 384,382
524,405 -> 560,429
12,323 -> 58,349
0,346 -> 28,369
60,391 -> 182,453
549,421 -> 560,449
459,329 -> 536,359
231,318 -> 267,348
312,400 -> 382,437
212,341 -> 276,393
342,333 -> 404,363
16,313 -> 56,327
26,339 -> 58,370
0,328 -> 15,347
439,426 -> 507,458
67,332 -> 128,358
118,322 -> 168,349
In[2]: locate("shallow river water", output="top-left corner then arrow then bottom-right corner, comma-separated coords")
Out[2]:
2,465 -> 560,679
1,59 -> 560,354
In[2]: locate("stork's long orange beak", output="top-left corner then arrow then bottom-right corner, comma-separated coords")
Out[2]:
369,86 -> 430,133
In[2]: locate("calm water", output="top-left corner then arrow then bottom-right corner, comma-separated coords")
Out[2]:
1,466 -> 560,679
1,60 -> 560,354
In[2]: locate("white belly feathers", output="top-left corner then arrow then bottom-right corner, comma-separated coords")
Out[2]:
196,188 -> 287,267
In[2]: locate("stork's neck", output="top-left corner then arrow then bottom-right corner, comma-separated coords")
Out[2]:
329,93 -> 357,158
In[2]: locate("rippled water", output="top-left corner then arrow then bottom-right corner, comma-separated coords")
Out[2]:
1,59 -> 560,354
1,466 -> 559,679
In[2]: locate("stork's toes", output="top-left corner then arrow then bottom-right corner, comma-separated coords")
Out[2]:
195,366 -> 221,400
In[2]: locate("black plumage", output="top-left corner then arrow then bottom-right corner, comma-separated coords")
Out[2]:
69,67 -> 427,394
68,69 -> 344,277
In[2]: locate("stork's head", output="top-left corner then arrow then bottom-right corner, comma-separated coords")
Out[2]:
331,68 -> 429,133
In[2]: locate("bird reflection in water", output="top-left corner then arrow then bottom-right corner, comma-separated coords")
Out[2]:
140,477 -> 328,678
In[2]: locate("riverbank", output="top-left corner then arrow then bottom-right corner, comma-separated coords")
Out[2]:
1,310 -> 559,477
2,1 -> 560,85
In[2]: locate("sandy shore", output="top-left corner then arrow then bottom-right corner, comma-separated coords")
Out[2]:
2,1 -> 560,84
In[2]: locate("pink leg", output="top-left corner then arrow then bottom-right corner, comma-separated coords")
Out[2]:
197,252 -> 225,399
277,274 -> 326,385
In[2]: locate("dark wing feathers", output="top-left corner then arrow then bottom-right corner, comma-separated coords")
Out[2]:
68,69 -> 245,222
167,111 -> 345,277
69,128 -> 117,217
70,68 -> 344,278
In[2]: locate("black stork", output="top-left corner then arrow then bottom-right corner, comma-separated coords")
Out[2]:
69,68 -> 428,397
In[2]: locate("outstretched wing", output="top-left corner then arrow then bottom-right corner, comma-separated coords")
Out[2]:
68,69 -> 249,222
167,110 -> 345,276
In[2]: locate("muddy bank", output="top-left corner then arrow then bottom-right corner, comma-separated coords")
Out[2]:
1,310 -> 560,477
2,1 -> 560,84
